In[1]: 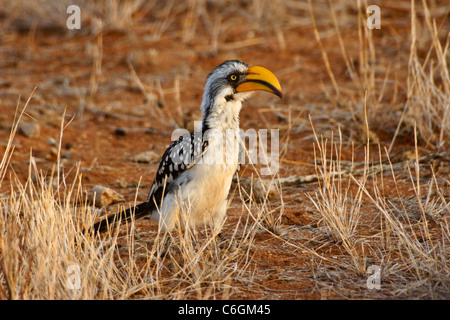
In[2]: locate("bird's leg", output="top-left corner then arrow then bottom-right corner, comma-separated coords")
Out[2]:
154,234 -> 172,258
164,235 -> 172,252
218,232 -> 227,243
217,232 -> 237,250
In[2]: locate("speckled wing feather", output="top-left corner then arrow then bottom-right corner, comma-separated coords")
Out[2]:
147,132 -> 208,209
89,132 -> 208,235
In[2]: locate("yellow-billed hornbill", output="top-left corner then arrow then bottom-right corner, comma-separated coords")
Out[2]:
90,60 -> 282,234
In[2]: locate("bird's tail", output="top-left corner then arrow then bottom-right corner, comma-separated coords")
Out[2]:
88,201 -> 153,235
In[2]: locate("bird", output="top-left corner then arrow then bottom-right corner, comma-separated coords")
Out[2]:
89,60 -> 282,235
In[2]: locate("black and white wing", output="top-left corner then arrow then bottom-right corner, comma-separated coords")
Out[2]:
88,132 -> 207,234
147,132 -> 208,209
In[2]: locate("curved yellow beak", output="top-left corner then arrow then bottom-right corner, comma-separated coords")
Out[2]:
236,66 -> 282,98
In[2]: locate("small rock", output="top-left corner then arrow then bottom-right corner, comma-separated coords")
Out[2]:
19,122 -> 40,138
358,125 -> 380,144
46,147 -> 71,161
46,137 -> 57,146
90,185 -> 125,208
131,151 -> 160,163
115,127 -> 127,136
41,108 -> 62,127
62,151 -> 72,159
115,179 -> 128,188
46,147 -> 59,161
239,176 -> 278,203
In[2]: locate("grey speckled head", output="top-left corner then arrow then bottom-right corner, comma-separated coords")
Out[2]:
200,60 -> 249,121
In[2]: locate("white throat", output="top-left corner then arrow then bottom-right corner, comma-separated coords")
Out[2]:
201,89 -> 253,132
203,99 -> 242,132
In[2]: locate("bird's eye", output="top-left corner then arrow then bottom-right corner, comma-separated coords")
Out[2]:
228,74 -> 238,82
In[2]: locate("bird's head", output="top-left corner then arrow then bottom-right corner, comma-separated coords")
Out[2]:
201,60 -> 282,130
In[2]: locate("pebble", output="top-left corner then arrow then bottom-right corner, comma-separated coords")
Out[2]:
47,137 -> 57,146
238,176 -> 278,203
19,122 -> 40,138
131,151 -> 160,163
90,185 -> 125,208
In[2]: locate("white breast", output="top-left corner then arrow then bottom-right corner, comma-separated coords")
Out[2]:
150,129 -> 240,232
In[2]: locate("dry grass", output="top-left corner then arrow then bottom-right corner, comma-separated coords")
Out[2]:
352,129 -> 450,297
0,96 -> 264,300
405,0 -> 449,148
0,0 -> 448,300
0,110 -> 261,300
306,122 -> 449,298
307,124 -> 368,275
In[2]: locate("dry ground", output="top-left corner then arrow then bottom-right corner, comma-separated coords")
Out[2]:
0,0 -> 448,300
